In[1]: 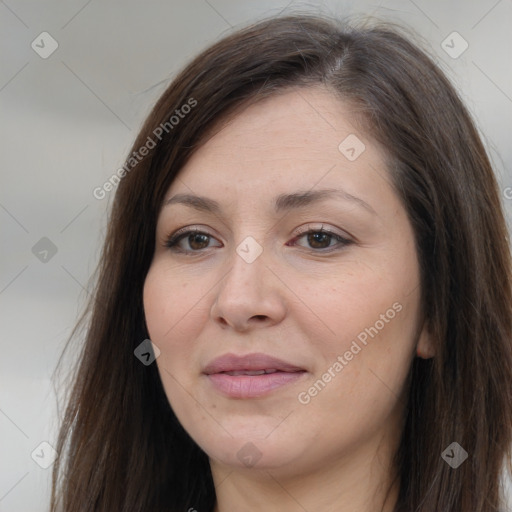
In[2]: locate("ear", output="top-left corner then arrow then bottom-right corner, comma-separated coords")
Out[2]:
416,321 -> 435,359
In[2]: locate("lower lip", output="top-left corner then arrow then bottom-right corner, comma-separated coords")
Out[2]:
206,371 -> 306,398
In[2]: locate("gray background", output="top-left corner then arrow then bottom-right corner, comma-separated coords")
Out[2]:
1,0 -> 511,510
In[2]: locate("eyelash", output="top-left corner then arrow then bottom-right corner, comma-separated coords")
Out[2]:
164,225 -> 353,255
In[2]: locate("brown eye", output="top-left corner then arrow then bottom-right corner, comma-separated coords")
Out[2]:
165,229 -> 222,253
187,233 -> 210,250
307,232 -> 332,249
291,228 -> 353,252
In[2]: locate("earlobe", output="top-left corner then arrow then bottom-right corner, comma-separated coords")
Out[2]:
416,346 -> 435,359
416,324 -> 436,359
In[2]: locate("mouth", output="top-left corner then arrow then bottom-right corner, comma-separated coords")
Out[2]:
220,369 -> 286,376
203,352 -> 305,374
203,353 -> 307,398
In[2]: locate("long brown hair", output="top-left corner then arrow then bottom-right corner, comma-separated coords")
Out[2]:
51,13 -> 512,511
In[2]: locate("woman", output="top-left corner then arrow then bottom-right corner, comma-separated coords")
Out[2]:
50,13 -> 512,512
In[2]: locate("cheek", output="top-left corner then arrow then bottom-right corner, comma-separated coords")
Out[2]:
302,291 -> 418,423
143,263 -> 206,343
298,260 -> 419,409
143,272 -> 169,342
143,266 -> 205,407
299,264 -> 416,356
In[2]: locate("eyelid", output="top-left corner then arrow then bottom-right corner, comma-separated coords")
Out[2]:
165,221 -> 350,240
288,223 -> 353,250
164,223 -> 354,253
164,225 -> 222,250
293,223 -> 345,236
167,225 -> 215,240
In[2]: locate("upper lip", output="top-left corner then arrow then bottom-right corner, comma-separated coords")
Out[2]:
203,352 -> 305,375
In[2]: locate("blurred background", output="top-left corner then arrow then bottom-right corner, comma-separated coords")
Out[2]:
1,0 -> 511,510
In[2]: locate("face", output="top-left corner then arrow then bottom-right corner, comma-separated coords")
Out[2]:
143,86 -> 431,480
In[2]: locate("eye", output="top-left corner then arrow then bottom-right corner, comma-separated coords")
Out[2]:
165,228 -> 222,253
164,224 -> 353,255
288,225 -> 353,252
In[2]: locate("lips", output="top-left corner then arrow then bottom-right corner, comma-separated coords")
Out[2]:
223,369 -> 279,376
203,353 -> 307,398
203,352 -> 305,375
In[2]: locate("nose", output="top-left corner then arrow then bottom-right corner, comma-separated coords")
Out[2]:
210,244 -> 287,332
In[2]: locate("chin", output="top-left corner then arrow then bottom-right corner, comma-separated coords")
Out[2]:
198,430 -> 306,472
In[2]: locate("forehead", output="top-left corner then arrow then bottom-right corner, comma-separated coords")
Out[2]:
166,86 -> 392,212
194,86 -> 365,158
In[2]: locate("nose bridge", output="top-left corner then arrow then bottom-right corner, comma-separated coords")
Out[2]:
211,233 -> 286,329
220,234 -> 267,296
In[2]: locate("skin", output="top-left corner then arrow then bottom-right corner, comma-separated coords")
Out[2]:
143,86 -> 434,512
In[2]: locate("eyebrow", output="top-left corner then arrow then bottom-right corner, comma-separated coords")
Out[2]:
163,188 -> 376,216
